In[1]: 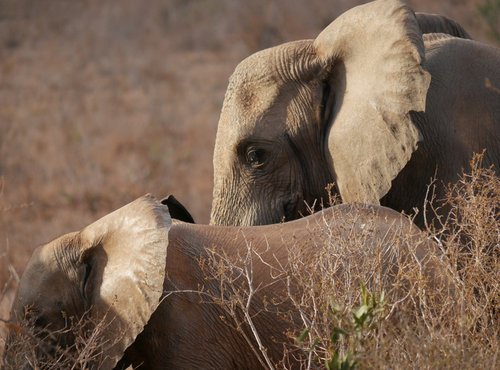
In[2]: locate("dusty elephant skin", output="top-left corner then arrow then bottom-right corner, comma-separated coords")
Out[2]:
3,195 -> 449,369
210,0 -> 500,227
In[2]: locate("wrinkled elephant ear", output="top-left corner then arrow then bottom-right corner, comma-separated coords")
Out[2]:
314,0 -> 431,204
80,194 -> 171,369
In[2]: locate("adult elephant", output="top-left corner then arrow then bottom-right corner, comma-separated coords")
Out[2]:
210,0 -> 500,227
3,195 -> 450,369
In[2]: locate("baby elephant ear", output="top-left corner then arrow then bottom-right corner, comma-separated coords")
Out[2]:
314,0 -> 431,204
80,194 -> 171,369
161,194 -> 195,223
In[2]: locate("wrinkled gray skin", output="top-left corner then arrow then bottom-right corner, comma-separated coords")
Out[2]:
4,195 -> 446,369
211,0 -> 500,227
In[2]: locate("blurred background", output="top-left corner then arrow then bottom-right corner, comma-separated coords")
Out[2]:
1,0 -> 499,335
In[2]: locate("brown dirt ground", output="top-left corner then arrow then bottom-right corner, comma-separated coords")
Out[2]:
1,0 -> 498,351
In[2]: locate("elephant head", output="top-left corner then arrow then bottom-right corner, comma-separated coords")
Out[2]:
4,195 -> 171,369
211,0 -> 431,226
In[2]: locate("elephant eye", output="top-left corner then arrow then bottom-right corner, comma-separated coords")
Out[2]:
246,147 -> 266,168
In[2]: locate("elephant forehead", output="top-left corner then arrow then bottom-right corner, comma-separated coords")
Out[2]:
15,238 -> 73,311
229,39 -> 315,85
229,47 -> 283,87
26,235 -> 73,274
221,40 -> 316,128
224,66 -> 280,125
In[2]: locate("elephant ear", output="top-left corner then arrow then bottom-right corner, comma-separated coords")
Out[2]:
161,194 -> 195,223
79,194 -> 171,369
313,0 -> 431,204
415,12 -> 471,39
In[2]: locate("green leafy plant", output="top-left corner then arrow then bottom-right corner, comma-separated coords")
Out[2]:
323,285 -> 385,370
294,284 -> 386,370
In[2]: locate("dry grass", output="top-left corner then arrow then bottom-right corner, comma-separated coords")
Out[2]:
2,312 -> 111,370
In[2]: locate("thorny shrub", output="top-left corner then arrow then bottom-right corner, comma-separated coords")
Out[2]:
1,309 -> 112,369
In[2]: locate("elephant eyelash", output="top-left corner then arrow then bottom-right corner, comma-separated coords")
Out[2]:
237,141 -> 268,169
246,147 -> 266,168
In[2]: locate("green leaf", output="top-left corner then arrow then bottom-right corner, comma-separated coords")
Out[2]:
325,352 -> 337,370
330,301 -> 343,314
297,328 -> 309,343
353,305 -> 368,320
326,350 -> 357,370
331,326 -> 348,343
359,283 -> 368,305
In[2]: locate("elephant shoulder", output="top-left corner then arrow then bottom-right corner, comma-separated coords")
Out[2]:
313,204 -> 419,231
424,34 -> 500,60
422,32 -> 480,53
423,37 -> 500,92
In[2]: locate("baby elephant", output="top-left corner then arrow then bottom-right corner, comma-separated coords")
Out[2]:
3,195 -> 451,369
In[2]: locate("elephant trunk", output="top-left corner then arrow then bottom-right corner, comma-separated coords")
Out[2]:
210,196 -> 286,226
210,178 -> 297,226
